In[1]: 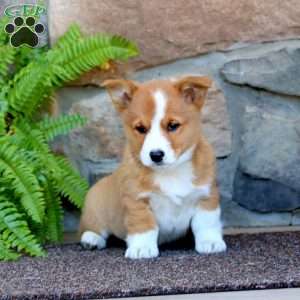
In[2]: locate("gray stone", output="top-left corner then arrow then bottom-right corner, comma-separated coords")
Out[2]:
221,66 -> 300,212
53,87 -> 123,183
222,48 -> 300,96
202,82 -> 232,158
217,157 -> 235,200
233,169 -> 300,212
70,96 -> 124,161
292,210 -> 300,226
239,103 -> 300,190
222,200 -> 292,228
63,210 -> 80,233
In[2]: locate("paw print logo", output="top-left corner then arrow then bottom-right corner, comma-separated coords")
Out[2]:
4,16 -> 45,48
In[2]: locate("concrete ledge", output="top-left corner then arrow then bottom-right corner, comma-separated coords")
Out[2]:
115,288 -> 300,300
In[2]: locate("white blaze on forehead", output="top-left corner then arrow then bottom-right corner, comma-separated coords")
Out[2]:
139,89 -> 176,167
153,90 -> 167,127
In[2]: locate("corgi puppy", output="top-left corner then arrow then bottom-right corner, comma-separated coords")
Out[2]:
79,76 -> 226,259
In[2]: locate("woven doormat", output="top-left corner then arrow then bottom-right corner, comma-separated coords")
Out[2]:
1,231 -> 300,299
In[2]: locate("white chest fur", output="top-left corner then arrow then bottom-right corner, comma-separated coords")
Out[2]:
149,161 -> 210,244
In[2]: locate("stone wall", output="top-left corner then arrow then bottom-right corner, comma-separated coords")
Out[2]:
47,1 -> 300,230
49,0 -> 300,69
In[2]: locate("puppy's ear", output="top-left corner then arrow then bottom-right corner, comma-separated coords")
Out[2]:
101,79 -> 138,112
174,76 -> 212,110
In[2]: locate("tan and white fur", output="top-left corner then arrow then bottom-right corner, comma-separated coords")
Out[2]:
79,76 -> 226,259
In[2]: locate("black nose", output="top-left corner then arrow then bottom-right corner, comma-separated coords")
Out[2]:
150,150 -> 165,163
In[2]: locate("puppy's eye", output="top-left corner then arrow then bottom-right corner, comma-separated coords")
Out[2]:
167,121 -> 180,132
135,125 -> 148,134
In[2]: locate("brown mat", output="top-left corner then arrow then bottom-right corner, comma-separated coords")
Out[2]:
1,231 -> 300,299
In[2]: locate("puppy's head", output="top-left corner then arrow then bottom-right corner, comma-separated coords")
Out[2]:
102,76 -> 212,170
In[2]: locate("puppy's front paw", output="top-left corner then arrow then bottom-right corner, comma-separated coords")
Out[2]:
80,231 -> 106,250
125,229 -> 159,259
196,238 -> 227,254
125,244 -> 159,259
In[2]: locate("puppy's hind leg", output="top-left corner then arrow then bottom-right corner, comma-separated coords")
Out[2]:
80,230 -> 108,250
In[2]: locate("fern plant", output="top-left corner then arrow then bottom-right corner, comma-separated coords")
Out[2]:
0,18 -> 139,260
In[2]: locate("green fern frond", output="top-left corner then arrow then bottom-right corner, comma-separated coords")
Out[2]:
0,197 -> 45,256
0,141 -> 45,223
0,16 -> 10,46
43,181 -> 63,242
0,237 -> 20,260
12,121 -> 88,209
39,114 -> 87,141
8,60 -> 53,118
0,85 -> 9,136
52,23 -> 83,50
0,45 -> 15,84
13,45 -> 48,74
53,157 -> 88,208
110,35 -> 139,59
49,34 -> 138,85
0,112 -> 6,136
7,33 -> 138,119
12,120 -> 51,154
